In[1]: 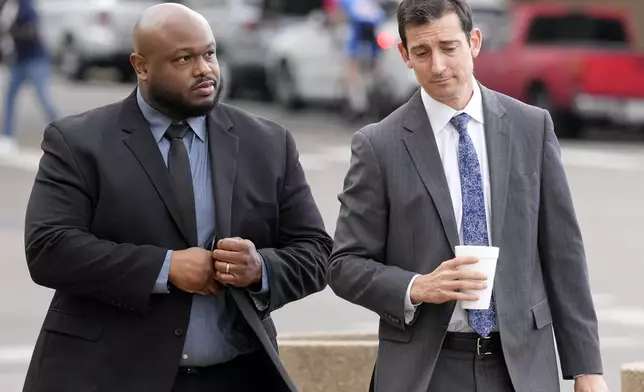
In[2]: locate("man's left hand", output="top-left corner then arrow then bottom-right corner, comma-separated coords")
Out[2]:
574,374 -> 609,392
213,237 -> 262,288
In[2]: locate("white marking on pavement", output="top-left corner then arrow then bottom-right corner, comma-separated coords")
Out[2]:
0,346 -> 32,365
0,149 -> 41,172
597,306 -> 644,328
600,336 -> 644,349
622,362 -> 644,371
561,147 -> 644,172
0,144 -> 641,173
0,147 -> 347,173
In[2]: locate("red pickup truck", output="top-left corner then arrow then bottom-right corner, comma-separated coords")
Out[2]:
474,3 -> 644,138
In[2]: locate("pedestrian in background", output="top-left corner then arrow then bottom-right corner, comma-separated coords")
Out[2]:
1,0 -> 58,154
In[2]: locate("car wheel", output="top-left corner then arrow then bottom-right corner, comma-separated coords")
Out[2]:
59,39 -> 88,81
528,84 -> 582,139
117,65 -> 136,84
217,56 -> 231,102
273,60 -> 303,111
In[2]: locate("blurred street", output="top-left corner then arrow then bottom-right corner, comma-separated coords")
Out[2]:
0,70 -> 643,392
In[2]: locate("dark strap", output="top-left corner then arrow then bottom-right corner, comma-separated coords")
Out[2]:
164,122 -> 198,246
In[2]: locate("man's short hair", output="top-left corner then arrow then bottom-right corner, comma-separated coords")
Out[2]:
397,0 -> 474,49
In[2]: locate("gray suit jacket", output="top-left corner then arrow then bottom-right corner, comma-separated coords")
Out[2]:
327,86 -> 602,392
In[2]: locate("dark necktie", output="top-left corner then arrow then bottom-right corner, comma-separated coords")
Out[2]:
450,113 -> 497,337
164,122 -> 198,246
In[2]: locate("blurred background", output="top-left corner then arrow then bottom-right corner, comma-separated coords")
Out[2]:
0,0 -> 642,391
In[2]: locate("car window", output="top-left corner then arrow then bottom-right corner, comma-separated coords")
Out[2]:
473,8 -> 511,50
263,0 -> 323,16
526,14 -> 628,47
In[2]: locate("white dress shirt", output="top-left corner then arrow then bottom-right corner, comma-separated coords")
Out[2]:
403,78 -> 494,332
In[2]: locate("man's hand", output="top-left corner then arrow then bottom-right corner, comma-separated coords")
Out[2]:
410,256 -> 488,304
213,237 -> 262,288
168,247 -> 220,295
574,375 -> 609,392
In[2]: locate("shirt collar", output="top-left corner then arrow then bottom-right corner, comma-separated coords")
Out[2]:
420,75 -> 485,137
136,88 -> 207,143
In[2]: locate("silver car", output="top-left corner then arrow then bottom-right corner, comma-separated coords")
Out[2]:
35,0 -> 258,82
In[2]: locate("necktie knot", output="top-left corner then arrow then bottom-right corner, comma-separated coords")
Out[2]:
450,113 -> 470,134
164,122 -> 190,141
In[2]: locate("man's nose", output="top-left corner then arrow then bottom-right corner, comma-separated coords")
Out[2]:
431,53 -> 447,76
193,56 -> 213,77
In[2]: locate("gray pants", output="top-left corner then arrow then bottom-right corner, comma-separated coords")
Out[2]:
428,348 -> 515,392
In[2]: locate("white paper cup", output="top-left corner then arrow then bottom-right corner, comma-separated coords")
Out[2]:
455,245 -> 499,310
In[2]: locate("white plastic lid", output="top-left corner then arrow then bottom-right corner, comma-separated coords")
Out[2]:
454,245 -> 500,259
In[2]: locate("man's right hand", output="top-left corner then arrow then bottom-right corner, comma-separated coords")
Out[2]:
168,248 -> 220,295
410,256 -> 488,304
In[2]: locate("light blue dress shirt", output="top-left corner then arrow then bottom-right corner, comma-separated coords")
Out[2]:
136,89 -> 270,366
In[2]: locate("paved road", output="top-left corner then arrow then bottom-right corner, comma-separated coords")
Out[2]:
1,72 -> 643,391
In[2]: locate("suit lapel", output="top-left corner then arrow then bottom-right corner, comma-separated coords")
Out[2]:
207,105 -> 238,240
480,86 -> 511,248
120,91 -> 192,244
206,107 -> 297,391
402,91 -> 460,251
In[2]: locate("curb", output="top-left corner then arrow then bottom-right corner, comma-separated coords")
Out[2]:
278,334 -> 644,392
622,362 -> 644,392
278,334 -> 378,392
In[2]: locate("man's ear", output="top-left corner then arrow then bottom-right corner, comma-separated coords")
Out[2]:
470,28 -> 483,58
130,53 -> 148,81
398,42 -> 412,69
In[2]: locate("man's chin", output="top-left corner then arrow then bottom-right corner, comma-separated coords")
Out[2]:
183,103 -> 216,118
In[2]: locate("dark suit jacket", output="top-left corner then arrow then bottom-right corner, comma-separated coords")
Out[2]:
328,87 -> 602,392
22,91 -> 333,392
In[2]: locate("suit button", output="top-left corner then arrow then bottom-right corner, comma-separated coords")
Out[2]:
174,328 -> 184,337
182,354 -> 189,360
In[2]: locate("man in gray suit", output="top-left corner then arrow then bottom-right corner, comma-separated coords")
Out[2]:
327,0 -> 608,391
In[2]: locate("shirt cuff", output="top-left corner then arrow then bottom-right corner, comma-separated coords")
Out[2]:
152,250 -> 172,294
247,252 -> 270,311
404,274 -> 422,324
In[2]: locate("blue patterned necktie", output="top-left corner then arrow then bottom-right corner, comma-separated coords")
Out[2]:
450,113 -> 497,338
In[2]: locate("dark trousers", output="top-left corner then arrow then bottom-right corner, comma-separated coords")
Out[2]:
369,333 -> 516,392
428,333 -> 515,392
172,350 -> 288,392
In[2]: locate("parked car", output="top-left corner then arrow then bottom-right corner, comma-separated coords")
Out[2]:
375,2 -> 644,138
264,0 -> 399,110
370,0 -> 508,120
474,2 -> 644,137
34,0 -> 258,83
221,0 -> 326,99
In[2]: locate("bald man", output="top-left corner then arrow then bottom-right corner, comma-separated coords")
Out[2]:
22,3 -> 332,392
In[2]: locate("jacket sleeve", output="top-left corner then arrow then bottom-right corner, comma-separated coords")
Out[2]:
24,124 -> 167,314
327,131 -> 417,331
537,110 -> 603,379
256,129 -> 333,313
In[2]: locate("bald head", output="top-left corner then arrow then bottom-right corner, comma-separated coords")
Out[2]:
129,2 -> 221,121
133,3 -> 213,55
